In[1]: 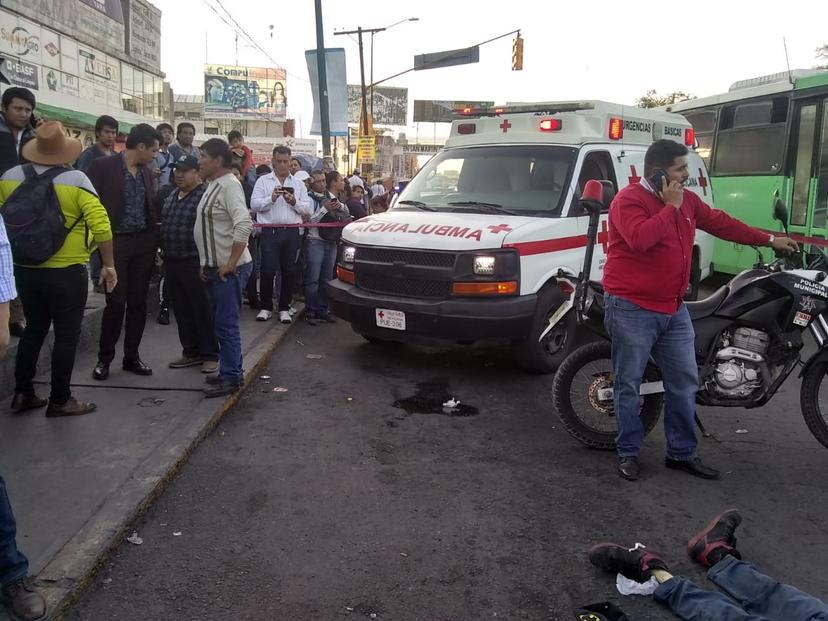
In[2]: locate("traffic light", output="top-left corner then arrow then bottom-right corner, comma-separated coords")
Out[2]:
512,34 -> 524,71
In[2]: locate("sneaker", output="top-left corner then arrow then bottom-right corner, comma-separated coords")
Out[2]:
169,356 -> 204,369
1,577 -> 49,621
256,310 -> 273,322
588,542 -> 670,583
278,311 -> 292,324
288,305 -> 298,316
687,509 -> 742,568
201,360 -> 219,374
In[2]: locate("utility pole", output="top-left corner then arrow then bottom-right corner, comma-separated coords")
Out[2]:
314,0 -> 331,158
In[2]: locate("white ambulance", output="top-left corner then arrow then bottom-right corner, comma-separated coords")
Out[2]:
327,101 -> 715,372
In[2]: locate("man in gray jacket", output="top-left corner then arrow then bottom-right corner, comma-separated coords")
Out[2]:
195,139 -> 253,398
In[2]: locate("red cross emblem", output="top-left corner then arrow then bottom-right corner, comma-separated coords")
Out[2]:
628,165 -> 641,185
378,311 -> 384,319
598,220 -> 610,253
487,223 -> 513,234
698,168 -> 708,196
499,119 -> 512,133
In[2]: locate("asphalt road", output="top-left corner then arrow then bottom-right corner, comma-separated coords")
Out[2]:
66,319 -> 828,621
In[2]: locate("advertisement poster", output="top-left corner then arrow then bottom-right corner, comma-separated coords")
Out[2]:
204,64 -> 287,121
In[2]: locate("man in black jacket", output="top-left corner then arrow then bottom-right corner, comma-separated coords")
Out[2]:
0,87 -> 37,338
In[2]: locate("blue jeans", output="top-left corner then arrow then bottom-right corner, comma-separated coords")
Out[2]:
205,262 -> 252,383
258,228 -> 301,312
654,555 -> 828,620
304,238 -> 337,316
0,475 -> 28,589
604,294 -> 698,460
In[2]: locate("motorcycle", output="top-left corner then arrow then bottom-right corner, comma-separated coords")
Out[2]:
548,180 -> 828,450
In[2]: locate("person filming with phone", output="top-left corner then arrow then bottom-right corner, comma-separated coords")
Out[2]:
250,145 -> 311,324
603,139 -> 798,482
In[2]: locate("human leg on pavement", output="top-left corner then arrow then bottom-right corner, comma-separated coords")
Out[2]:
13,267 -> 53,400
45,265 -> 88,406
304,237 -> 325,318
653,575 -> 770,621
257,229 -> 277,314
166,260 -> 219,363
277,229 -> 301,313
98,236 -> 134,365
206,262 -> 252,386
122,234 -> 156,363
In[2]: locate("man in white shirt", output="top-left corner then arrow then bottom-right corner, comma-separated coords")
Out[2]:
250,145 -> 311,323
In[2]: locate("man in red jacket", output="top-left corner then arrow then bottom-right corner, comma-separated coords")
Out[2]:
603,140 -> 798,481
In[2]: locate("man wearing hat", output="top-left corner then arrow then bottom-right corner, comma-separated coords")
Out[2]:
0,121 -> 115,417
160,154 -> 219,373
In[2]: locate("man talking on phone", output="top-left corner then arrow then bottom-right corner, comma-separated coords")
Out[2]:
250,145 -> 311,323
603,139 -> 798,481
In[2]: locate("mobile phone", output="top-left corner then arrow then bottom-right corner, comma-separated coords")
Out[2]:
649,170 -> 667,193
282,186 -> 295,194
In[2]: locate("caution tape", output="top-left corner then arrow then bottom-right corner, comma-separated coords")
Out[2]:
253,222 -> 349,228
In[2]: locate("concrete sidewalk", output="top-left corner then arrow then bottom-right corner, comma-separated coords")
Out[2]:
0,304 -> 298,619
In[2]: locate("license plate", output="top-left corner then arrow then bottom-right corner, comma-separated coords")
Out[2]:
376,308 -> 406,331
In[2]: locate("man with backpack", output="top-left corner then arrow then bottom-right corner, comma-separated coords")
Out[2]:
0,121 -> 115,416
304,170 -> 350,325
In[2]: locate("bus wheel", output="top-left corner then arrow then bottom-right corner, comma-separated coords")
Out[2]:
684,251 -> 701,302
513,288 -> 576,374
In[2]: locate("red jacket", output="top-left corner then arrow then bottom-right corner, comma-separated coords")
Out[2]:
603,183 -> 769,314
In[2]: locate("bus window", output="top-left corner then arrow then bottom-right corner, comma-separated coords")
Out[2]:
791,104 -> 818,226
683,110 -> 715,166
713,97 -> 789,175
814,101 -> 828,231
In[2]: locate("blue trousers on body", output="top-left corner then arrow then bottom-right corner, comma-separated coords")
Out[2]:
654,554 -> 828,620
0,475 -> 28,589
604,294 -> 698,459
304,238 -> 337,317
205,262 -> 252,384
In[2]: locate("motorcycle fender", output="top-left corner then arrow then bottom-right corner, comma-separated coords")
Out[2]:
538,297 -> 573,342
799,347 -> 828,379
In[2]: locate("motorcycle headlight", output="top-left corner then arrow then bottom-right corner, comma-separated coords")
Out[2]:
473,255 -> 496,275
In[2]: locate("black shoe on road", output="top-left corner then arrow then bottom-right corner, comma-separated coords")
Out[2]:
317,312 -> 337,324
618,457 -> 640,481
665,456 -> 720,480
588,542 -> 670,583
687,509 -> 742,568
92,360 -> 110,381
203,380 -> 241,398
123,358 -> 153,376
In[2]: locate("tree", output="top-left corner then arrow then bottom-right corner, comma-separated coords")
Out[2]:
817,44 -> 828,69
636,90 -> 696,108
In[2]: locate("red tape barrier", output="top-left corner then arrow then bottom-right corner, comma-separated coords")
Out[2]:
253,222 -> 349,228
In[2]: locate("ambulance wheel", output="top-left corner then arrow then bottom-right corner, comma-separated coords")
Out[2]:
513,289 -> 576,374
684,251 -> 701,301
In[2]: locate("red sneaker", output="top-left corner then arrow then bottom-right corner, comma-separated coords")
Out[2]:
687,509 -> 742,568
588,542 -> 669,582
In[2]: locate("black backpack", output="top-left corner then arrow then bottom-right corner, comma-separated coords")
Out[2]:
1,164 -> 80,265
319,207 -> 352,241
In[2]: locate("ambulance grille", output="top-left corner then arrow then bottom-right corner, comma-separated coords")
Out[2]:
355,247 -> 456,268
356,274 -> 452,299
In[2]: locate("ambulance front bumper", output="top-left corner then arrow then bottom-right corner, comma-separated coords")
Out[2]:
326,279 -> 538,342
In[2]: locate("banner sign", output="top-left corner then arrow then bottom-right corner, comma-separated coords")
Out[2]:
127,0 -> 161,72
347,84 -> 407,126
204,64 -> 287,121
305,48 -> 348,136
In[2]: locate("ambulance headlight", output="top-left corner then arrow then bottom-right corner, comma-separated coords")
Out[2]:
473,255 -> 496,275
342,246 -> 356,264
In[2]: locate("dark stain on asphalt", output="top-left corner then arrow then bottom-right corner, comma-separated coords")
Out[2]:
392,379 -> 480,417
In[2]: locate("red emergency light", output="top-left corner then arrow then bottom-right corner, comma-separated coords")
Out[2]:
684,127 -> 695,146
457,123 -> 476,135
609,117 -> 623,141
538,118 -> 563,132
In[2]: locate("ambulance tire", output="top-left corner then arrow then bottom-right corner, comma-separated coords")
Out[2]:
684,251 -> 701,301
513,286 -> 576,374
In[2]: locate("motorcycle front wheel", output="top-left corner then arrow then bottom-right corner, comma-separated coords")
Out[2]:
552,341 -> 664,450
798,361 -> 828,449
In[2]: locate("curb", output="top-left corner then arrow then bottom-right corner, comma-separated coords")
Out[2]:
26,313 -> 298,621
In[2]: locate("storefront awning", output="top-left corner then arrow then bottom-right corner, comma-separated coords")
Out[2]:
36,103 -> 137,133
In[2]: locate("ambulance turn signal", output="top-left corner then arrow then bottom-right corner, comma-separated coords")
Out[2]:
609,117 -> 623,141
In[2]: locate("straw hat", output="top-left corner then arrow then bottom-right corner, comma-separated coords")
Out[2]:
21,121 -> 82,166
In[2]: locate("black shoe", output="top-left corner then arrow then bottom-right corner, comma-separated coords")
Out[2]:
317,312 -> 337,324
204,373 -> 223,385
305,314 -> 318,326
665,456 -> 720,480
618,457 -> 640,481
588,542 -> 670,583
687,509 -> 742,568
10,393 -> 48,413
123,358 -> 153,376
92,360 -> 110,380
203,380 -> 241,398
157,308 -> 170,325
9,322 -> 25,338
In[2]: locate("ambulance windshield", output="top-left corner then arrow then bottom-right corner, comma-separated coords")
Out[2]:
397,145 -> 576,215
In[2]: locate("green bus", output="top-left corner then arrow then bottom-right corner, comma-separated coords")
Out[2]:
669,69 -> 828,274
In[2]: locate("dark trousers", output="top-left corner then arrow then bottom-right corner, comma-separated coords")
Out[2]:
0,475 -> 28,589
259,227 -> 301,312
166,259 -> 219,360
98,231 -> 157,364
245,235 -> 260,304
14,264 -> 88,404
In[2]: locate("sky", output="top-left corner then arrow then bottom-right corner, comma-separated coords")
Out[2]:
153,0 -> 828,140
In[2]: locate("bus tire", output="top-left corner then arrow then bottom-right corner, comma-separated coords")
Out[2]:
684,250 -> 701,302
513,285 -> 576,374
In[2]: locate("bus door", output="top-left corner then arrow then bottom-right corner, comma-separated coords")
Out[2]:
790,96 -> 828,247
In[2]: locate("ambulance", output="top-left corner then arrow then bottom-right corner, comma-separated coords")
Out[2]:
327,101 -> 715,372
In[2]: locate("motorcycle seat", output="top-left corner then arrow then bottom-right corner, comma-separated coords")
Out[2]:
686,285 -> 729,320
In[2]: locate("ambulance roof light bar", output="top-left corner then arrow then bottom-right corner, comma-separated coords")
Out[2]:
455,101 -> 595,118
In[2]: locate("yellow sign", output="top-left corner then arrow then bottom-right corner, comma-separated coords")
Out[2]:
357,136 -> 375,163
